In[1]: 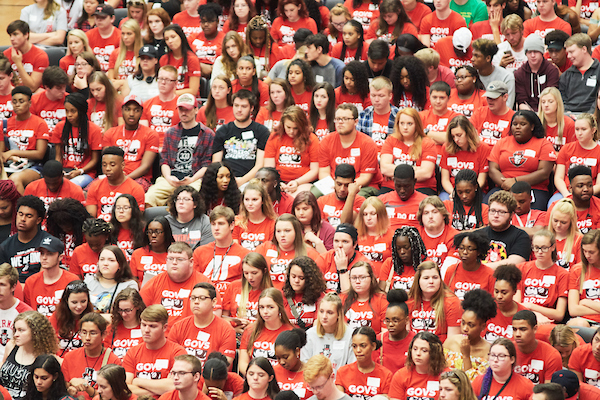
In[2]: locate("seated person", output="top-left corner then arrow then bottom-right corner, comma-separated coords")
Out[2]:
3,20 -> 49,91
23,160 -> 85,209
20,0 -> 67,46
378,164 -> 427,230
30,66 -> 68,133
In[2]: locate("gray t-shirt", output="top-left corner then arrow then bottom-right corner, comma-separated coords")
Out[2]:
84,276 -> 139,313
268,59 -> 292,80
20,4 -> 67,34
311,57 -> 345,88
165,214 -> 214,249
300,325 -> 356,372
308,394 -> 353,400
479,65 -> 516,109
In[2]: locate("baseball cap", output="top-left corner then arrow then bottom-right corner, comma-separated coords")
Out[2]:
547,39 -> 566,50
452,28 -> 472,52
483,81 -> 509,99
122,94 -> 143,108
93,4 -> 114,17
551,370 -> 579,400
139,45 -> 158,58
177,93 -> 198,110
37,235 -> 64,254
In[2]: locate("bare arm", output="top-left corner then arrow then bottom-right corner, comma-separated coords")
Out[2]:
568,289 -> 599,317
477,172 -> 487,191
355,173 -> 374,188
318,166 -> 330,180
380,154 -> 396,179
176,76 -> 200,96
441,168 -> 453,195
29,31 -> 67,46
524,297 -> 567,322
554,164 -> 570,197
341,182 -> 360,224
263,158 -> 275,168
414,161 -> 435,182
419,34 -> 431,47
212,150 -> 223,162
131,377 -> 174,395
238,350 -> 250,377
2,139 -> 48,162
86,204 -> 98,218
485,254 -> 527,270
126,372 -> 153,396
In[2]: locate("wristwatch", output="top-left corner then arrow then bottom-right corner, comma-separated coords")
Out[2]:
338,268 -> 348,274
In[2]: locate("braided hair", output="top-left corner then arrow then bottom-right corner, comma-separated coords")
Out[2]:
257,167 -> 282,202
61,93 -> 89,155
391,227 -> 427,276
451,169 -> 484,230
82,218 -> 113,238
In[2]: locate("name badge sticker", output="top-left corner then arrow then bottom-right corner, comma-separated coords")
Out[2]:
242,131 -> 254,140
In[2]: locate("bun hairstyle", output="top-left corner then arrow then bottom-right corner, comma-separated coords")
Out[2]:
352,326 -> 382,350
275,328 -> 308,351
387,289 -> 409,315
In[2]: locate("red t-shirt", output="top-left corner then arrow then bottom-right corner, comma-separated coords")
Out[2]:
517,261 -> 569,308
88,97 -> 122,129
274,365 -> 313,400
514,340 -> 563,384
436,37 -> 473,74
335,362 -> 392,398
419,11 -> 467,48
222,20 -> 247,40
256,242 -> 320,289
49,312 -> 82,355
443,200 -> 489,231
159,389 -> 210,400
291,90 -> 312,113
440,142 -> 491,186
282,292 -> 320,329
372,330 -> 416,372
123,340 -> 187,379
60,54 -> 76,76
23,269 -> 79,316
63,347 -> 121,397
319,131 -> 382,188
3,45 -> 48,85
264,132 -> 320,183
344,0 -> 380,30
334,88 -> 372,114
360,109 -> 391,153
556,141 -> 600,187
418,225 -> 459,269
545,116 -> 575,152
24,178 -> 85,210
30,90 -> 67,132
554,235 -> 582,271
330,43 -> 370,64
234,393 -> 270,400
569,263 -> 600,323
141,96 -> 179,147
255,108 -> 282,134
199,373 -> 244,399
231,79 -> 269,107
86,27 -> 122,72
316,250 -> 370,293
221,279 -> 261,320
511,209 -> 546,230
523,16 -> 572,38
168,315 -> 236,363
172,10 -> 203,36
406,3 -> 432,30
378,258 -> 420,292
448,88 -> 486,118
139,271 -> 212,330
483,303 -> 527,343
317,192 -> 365,228
197,105 -> 234,133
569,0 -> 599,18
232,216 -> 276,251
548,194 -> 600,234
444,262 -> 495,300
108,48 -> 136,80
339,292 -> 388,334
488,135 -> 558,190
357,231 -> 394,276
189,31 -> 225,65
192,241 -> 248,296
159,52 -> 202,91
568,343 -> 600,386
389,367 -> 442,400
274,192 -> 294,216
472,371 -> 534,400
3,114 -> 49,151
240,323 -> 294,364
130,247 -> 168,285
378,190 -> 428,230
270,17 -> 318,45
85,177 -> 145,222
102,125 -> 159,181
50,120 -> 103,174
104,324 -> 142,359
0,94 -> 13,120
469,21 -> 504,42
70,242 -> 101,281
407,295 -> 462,343
471,106 -> 514,146
365,19 -> 419,42
395,91 -> 430,111
419,109 -> 460,140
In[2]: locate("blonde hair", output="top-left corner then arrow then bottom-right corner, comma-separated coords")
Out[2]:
417,196 -> 450,227
355,197 -> 389,237
40,0 -> 61,21
315,293 -> 347,340
238,180 -> 277,230
239,253 -> 273,318
14,311 -> 58,356
0,263 -> 18,288
445,115 -> 480,154
328,4 -> 351,37
247,288 -> 292,352
114,19 -> 143,79
414,48 -> 440,69
222,31 -> 250,80
303,354 -> 333,383
538,88 -> 565,145
576,113 -> 600,141
547,198 -> 579,268
140,304 -> 169,325
408,261 -> 453,331
548,324 -> 579,349
500,14 -> 523,32
393,108 -> 426,160
370,76 -> 393,92
66,30 -> 92,57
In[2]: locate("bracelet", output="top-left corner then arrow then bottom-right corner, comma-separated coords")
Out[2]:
79,169 -> 85,175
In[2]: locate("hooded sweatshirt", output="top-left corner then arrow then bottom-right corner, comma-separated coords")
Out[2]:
514,57 -> 559,110
559,58 -> 600,113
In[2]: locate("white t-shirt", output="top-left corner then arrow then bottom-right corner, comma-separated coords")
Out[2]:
20,3 -> 68,34
300,325 -> 356,372
492,41 -> 527,74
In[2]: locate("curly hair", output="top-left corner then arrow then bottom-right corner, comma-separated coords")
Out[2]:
339,20 -> 365,62
46,198 -> 91,250
110,287 -> 146,336
167,186 -> 207,220
453,231 -> 490,262
406,332 -> 446,375
451,169 -> 485,230
110,194 -> 145,251
14,311 -> 58,356
277,105 -> 312,153
287,58 -> 316,92
493,264 -> 522,291
23,355 -> 69,400
390,55 -> 429,110
82,218 -> 112,238
246,16 -> 274,72
54,280 -> 93,340
454,65 -> 486,92
199,162 -> 241,214
511,110 -> 546,139
283,256 -> 326,305
391,227 -> 427,276
461,288 -> 497,322
341,60 -> 369,99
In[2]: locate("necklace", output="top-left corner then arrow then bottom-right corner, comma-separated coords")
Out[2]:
85,346 -> 104,370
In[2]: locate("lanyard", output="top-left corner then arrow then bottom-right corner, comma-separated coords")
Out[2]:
514,211 -> 531,228
482,372 -> 513,400
211,242 -> 233,281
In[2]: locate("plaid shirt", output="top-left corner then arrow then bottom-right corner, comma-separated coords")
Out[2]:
356,105 -> 399,138
161,122 -> 215,175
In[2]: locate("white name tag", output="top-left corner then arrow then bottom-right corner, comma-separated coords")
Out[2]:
585,369 -> 600,379
427,381 -> 439,391
373,243 -> 386,252
587,77 -> 597,87
189,230 -> 201,239
155,359 -> 169,370
267,249 -> 278,258
323,205 -> 336,215
141,256 -> 153,264
367,377 -> 380,387
131,329 -> 142,338
530,359 -> 544,370
187,136 -> 198,147
524,149 -> 536,157
539,75 -> 546,84
332,341 -> 345,349
316,75 -> 323,83
498,120 -> 509,129
542,275 -> 556,285
197,331 -> 211,341
304,304 -> 316,312
55,290 -> 64,299
351,148 -> 360,157
178,289 -> 190,297
241,131 -> 254,140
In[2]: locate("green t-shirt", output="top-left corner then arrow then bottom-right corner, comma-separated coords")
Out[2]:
450,0 -> 488,26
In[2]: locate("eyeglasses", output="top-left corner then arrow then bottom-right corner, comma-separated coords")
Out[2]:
454,75 -> 473,81
331,22 -> 346,29
350,275 -> 369,282
176,197 -> 194,203
75,62 -> 89,67
169,371 -> 194,378
532,246 -> 552,253
147,229 -> 164,236
334,117 -> 355,123
80,329 -> 100,337
115,206 -> 131,212
167,256 -> 190,263
118,307 -> 135,314
488,353 -> 510,361
157,77 -> 177,83
384,317 -> 405,325
457,246 -> 477,253
489,209 -> 509,216
190,295 -> 212,302
307,376 -> 331,391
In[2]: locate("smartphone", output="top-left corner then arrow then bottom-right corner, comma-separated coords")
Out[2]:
505,50 -> 512,55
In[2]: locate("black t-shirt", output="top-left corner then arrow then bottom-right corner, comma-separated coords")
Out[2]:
482,225 -> 531,263
0,230 -> 57,283
172,124 -> 201,180
212,120 -> 270,178
0,224 -> 11,245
